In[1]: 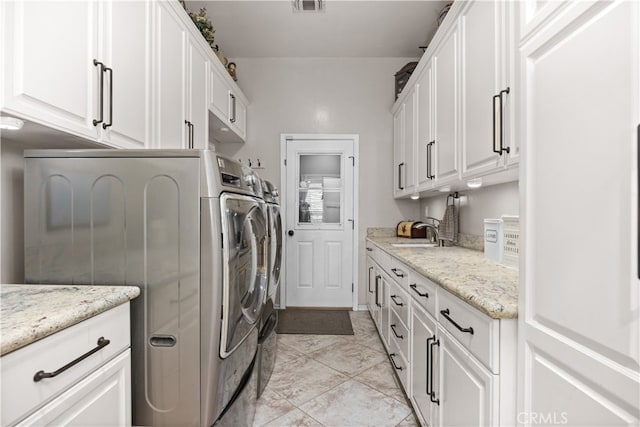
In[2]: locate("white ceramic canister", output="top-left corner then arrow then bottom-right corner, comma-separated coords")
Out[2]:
484,218 -> 503,262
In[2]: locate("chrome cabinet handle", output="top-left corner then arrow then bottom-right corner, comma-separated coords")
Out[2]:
427,141 -> 436,179
390,324 -> 403,339
492,87 -> 510,155
92,60 -> 104,126
440,308 -> 474,335
102,66 -> 113,129
390,294 -> 404,306
34,337 -> 110,382
389,353 -> 403,371
410,283 -> 428,298
230,93 -> 236,123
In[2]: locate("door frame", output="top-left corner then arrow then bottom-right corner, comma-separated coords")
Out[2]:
279,133 -> 360,311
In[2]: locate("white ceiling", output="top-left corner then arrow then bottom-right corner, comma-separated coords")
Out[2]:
184,1 -> 449,58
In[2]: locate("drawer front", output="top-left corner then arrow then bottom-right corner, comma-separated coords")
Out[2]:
1,303 -> 131,426
388,280 -> 410,328
389,335 -> 409,392
389,309 -> 409,361
407,269 -> 438,318
388,257 -> 409,288
437,290 -> 499,373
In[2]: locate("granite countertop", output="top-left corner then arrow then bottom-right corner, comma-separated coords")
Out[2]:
0,284 -> 140,356
367,236 -> 518,319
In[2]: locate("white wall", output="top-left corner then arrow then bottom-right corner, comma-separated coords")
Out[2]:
214,57 -> 421,306
1,140 -> 25,283
420,181 -> 519,236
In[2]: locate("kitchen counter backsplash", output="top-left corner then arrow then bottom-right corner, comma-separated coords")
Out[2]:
367,235 -> 518,319
366,227 -> 397,238
457,233 -> 484,251
0,284 -> 140,356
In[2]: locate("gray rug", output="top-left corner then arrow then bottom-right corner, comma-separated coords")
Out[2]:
276,309 -> 354,335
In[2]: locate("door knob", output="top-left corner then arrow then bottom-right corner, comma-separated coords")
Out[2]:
288,230 -> 294,236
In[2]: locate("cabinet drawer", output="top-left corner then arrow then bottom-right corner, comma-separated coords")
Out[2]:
389,336 -> 409,392
408,269 -> 438,318
1,303 -> 131,426
388,280 -> 410,328
389,309 -> 409,361
438,290 -> 499,373
388,257 -> 409,288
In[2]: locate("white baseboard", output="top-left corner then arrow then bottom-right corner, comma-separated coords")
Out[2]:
356,304 -> 368,311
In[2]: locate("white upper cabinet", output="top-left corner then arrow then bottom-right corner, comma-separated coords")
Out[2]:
416,64 -> 434,191
101,0 -> 150,148
393,84 -> 417,197
520,0 -> 640,424
1,1 -> 100,141
187,37 -> 210,149
1,1 -> 150,148
393,105 -> 405,197
209,62 -> 248,144
460,0 -> 515,177
432,23 -> 460,186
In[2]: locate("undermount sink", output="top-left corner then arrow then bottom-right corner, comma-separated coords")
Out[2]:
391,242 -> 438,248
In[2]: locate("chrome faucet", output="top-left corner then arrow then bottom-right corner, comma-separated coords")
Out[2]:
415,217 -> 443,246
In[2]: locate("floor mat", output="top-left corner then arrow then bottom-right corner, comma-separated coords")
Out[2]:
276,309 -> 354,335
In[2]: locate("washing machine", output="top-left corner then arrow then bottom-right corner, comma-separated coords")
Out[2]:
257,179 -> 282,398
24,150 -> 267,427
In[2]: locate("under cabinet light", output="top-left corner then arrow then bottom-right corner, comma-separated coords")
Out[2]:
467,178 -> 483,188
0,117 -> 24,130
410,193 -> 420,200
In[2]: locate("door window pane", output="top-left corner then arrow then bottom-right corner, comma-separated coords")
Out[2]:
298,154 -> 341,224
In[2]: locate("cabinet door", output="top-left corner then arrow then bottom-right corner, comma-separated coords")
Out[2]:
2,1 -> 99,140
380,275 -> 391,347
402,86 -> 417,193
18,350 -> 131,427
366,257 -> 376,315
433,24 -> 460,185
460,0 -> 506,177
188,38 -> 209,149
437,328 -> 496,427
229,92 -> 247,141
411,305 -> 438,427
153,1 -> 186,149
393,106 -> 405,197
209,67 -> 230,122
416,64 -> 434,191
102,0 -> 149,148
520,1 -> 640,424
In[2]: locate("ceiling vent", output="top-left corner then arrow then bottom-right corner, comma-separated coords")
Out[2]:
292,0 -> 324,13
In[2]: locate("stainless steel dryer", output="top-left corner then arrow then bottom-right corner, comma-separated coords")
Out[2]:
24,150 -> 267,427
257,179 -> 282,398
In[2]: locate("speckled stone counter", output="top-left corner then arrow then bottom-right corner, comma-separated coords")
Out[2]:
0,284 -> 140,356
367,236 -> 518,319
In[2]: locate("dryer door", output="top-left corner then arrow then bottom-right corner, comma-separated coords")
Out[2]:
268,205 -> 283,300
220,194 -> 268,358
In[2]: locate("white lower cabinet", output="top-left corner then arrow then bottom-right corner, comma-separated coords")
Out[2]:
1,303 -> 132,427
367,240 -> 516,427
18,350 -> 131,427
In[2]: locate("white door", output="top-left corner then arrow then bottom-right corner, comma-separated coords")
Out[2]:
411,304 -> 438,427
283,136 -> 357,308
102,0 -> 149,148
433,23 -> 460,185
520,1 -> 640,425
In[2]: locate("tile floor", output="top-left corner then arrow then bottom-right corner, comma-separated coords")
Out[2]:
254,311 -> 420,427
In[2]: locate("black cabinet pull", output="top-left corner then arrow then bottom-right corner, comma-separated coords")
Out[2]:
410,283 -> 428,298
440,308 -> 474,335
189,122 -> 194,148
390,324 -> 403,339
366,247 -> 373,252
184,120 -> 191,148
375,275 -> 381,307
426,336 -> 434,396
429,337 -> 440,405
230,93 -> 237,123
391,268 -> 405,278
427,141 -> 435,179
389,353 -> 403,371
102,66 -> 113,129
33,337 -> 110,382
492,87 -> 510,155
390,295 -> 404,307
368,266 -> 374,293
398,163 -> 405,190
92,59 -> 104,126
